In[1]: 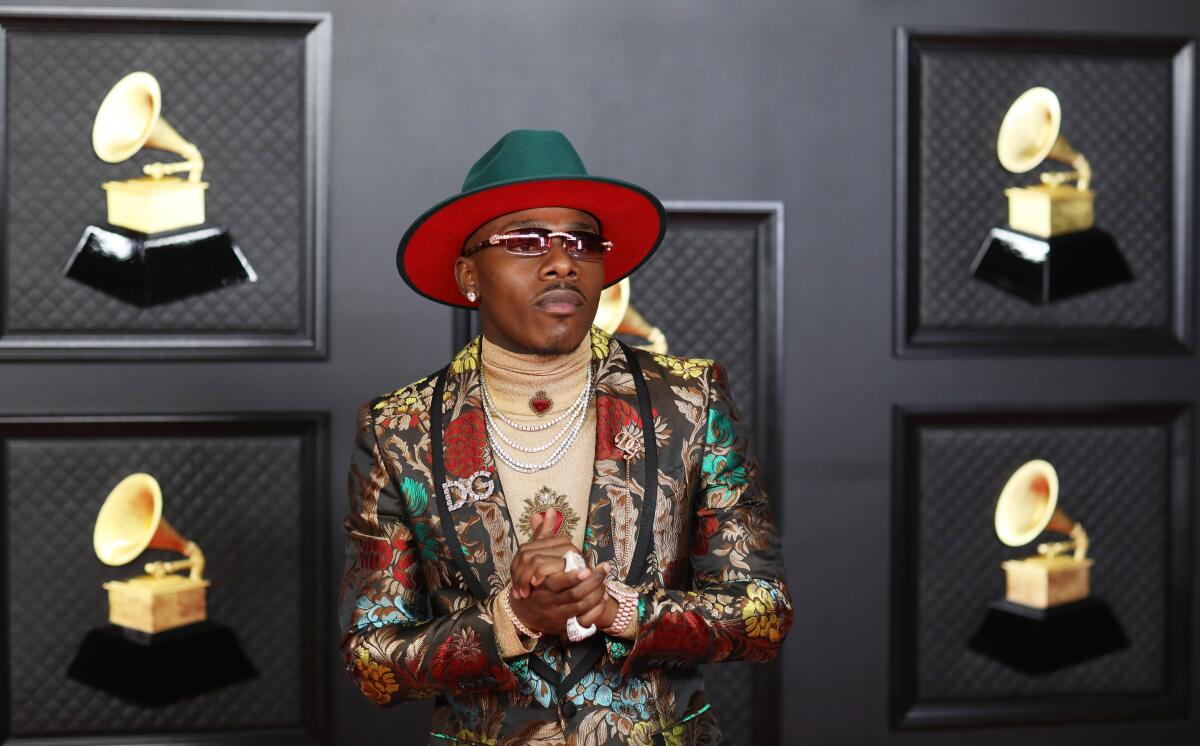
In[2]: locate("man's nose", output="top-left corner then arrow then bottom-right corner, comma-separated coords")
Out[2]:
539,238 -> 577,277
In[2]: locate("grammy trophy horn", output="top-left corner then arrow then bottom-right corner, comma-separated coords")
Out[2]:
93,472 -> 205,580
596,278 -> 668,354
92,71 -> 204,182
993,459 -> 1088,561
996,86 -> 1090,191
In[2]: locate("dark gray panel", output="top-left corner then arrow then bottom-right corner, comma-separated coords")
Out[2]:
896,32 -> 1193,353
0,11 -> 330,358
892,405 -> 1190,728
629,218 -> 759,424
0,416 -> 327,741
6,32 -> 304,332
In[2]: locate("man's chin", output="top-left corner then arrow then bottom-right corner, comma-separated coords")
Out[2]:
528,319 -> 590,356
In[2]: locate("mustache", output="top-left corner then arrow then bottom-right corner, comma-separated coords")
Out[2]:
537,282 -> 586,300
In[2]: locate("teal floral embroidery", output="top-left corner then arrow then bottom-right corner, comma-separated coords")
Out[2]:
568,664 -> 653,721
706,407 -> 736,449
354,593 -> 422,631
605,637 -> 631,660
411,521 -> 438,562
401,477 -> 428,517
506,656 -> 554,708
702,407 -> 747,507
582,525 -> 595,554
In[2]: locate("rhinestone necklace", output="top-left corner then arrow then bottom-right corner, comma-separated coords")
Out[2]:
481,365 -> 590,454
485,392 -> 592,473
480,363 -> 592,432
481,365 -> 594,474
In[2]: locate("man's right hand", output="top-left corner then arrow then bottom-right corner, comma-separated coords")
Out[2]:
507,509 -> 610,636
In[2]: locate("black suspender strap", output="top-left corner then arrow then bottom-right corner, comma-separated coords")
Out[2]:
618,341 -> 658,586
430,365 -> 487,599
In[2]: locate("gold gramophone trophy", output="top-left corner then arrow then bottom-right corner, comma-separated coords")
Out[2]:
968,460 -> 1127,674
67,472 -> 256,706
994,459 -> 1090,608
595,278 -> 669,354
93,472 -> 209,634
64,71 -> 256,306
971,87 -> 1131,304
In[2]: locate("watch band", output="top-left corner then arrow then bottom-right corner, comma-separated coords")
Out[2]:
602,580 -> 639,635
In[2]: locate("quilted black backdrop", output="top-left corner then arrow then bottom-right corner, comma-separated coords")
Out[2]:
892,405 -> 1191,726
0,13 -> 328,357
897,33 -> 1193,352
0,416 -> 326,742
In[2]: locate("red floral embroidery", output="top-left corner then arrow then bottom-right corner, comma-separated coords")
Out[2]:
359,537 -> 391,571
430,628 -> 515,692
596,396 -> 642,460
443,409 -> 487,477
693,513 -> 721,557
712,361 -> 728,388
639,610 -> 712,663
663,557 -> 688,586
389,534 -> 418,588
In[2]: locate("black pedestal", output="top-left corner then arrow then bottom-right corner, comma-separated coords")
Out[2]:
64,223 -> 256,307
971,226 -> 1132,304
968,597 -> 1129,675
67,621 -> 258,707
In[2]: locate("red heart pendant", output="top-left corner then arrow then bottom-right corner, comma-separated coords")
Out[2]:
529,391 -> 553,415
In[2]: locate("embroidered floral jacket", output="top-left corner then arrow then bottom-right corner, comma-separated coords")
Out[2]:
339,327 -> 791,745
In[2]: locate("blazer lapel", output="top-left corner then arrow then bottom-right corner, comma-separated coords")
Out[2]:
434,336 -> 519,598
583,328 -> 658,585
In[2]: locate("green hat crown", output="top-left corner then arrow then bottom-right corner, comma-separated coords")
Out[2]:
462,129 -> 588,192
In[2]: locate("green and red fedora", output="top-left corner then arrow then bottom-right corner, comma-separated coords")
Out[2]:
396,129 -> 667,308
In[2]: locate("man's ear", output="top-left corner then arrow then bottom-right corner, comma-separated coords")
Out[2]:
454,257 -> 476,297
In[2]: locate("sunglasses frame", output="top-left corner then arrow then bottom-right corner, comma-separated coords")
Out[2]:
462,228 -> 612,261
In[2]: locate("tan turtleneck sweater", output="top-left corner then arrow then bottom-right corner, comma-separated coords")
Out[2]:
481,332 -> 637,656
481,333 -> 596,549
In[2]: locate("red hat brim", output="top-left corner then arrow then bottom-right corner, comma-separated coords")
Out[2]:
396,176 -> 666,308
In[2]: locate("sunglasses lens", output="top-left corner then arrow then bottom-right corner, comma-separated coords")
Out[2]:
567,232 -> 610,260
498,232 -> 549,255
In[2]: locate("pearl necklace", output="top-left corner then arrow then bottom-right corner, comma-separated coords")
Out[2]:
480,363 -> 594,474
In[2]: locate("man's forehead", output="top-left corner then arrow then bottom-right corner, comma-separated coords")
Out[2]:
491,207 -> 600,232
498,216 -> 599,232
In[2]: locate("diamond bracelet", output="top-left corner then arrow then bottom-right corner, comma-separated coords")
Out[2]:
501,585 -> 541,640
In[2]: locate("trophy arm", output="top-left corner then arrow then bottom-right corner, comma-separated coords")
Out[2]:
1069,522 -> 1089,561
1036,522 -> 1089,562
143,540 -> 206,580
1041,135 -> 1092,192
142,141 -> 205,183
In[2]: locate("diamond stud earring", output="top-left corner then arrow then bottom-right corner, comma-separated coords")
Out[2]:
466,291 -> 477,302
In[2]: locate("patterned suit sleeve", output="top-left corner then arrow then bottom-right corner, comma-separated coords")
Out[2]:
619,362 -> 792,674
338,401 -> 518,705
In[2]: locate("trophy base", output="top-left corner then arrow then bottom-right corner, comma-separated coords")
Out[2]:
1001,555 -> 1093,609
67,620 -> 257,707
971,226 -> 1131,304
64,223 -> 256,307
968,597 -> 1129,675
103,575 -> 211,634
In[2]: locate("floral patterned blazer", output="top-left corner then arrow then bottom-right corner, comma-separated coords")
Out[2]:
339,326 -> 791,746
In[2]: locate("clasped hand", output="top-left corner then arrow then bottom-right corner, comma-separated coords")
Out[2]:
507,509 -> 616,636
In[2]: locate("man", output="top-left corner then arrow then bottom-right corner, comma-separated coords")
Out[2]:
339,129 -> 790,745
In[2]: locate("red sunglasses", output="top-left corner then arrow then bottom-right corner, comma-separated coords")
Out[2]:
462,228 -> 612,261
